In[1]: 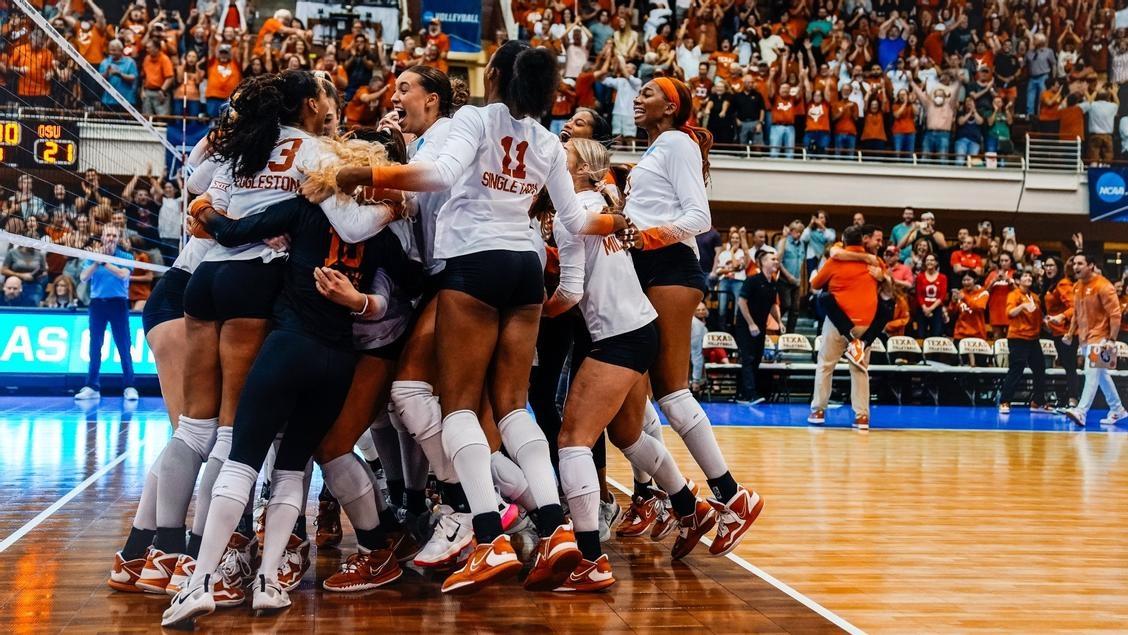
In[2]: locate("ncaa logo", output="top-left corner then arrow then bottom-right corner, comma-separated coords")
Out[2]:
1096,171 -> 1127,204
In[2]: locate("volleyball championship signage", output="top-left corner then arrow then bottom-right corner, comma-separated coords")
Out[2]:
0,310 -> 156,376
421,0 -> 481,53
1089,168 -> 1128,222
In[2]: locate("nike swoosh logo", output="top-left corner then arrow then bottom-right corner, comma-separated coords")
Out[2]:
466,550 -> 490,573
484,548 -> 512,567
569,563 -> 597,583
445,520 -> 461,542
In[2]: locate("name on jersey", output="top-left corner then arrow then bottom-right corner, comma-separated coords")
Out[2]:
602,235 -> 627,256
233,174 -> 302,192
481,171 -> 540,196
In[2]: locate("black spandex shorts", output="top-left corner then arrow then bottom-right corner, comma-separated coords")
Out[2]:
631,243 -> 708,294
440,250 -> 544,309
142,267 -> 191,335
587,321 -> 658,374
183,258 -> 285,322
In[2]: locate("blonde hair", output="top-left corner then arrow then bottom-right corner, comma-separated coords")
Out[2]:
568,138 -> 619,209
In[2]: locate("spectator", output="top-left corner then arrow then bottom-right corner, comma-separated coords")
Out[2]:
690,301 -> 707,393
912,72 -> 958,163
344,72 -> 388,128
712,227 -> 747,329
950,235 -> 985,278
984,95 -> 1014,156
423,18 -> 451,60
696,225 -> 723,276
735,249 -> 783,405
803,79 -> 832,155
914,253 -> 947,337
589,10 -> 614,56
732,74 -> 766,146
951,272 -> 989,342
1042,257 -> 1077,409
11,174 -> 46,221
75,224 -> 136,401
776,220 -> 805,333
984,251 -> 1016,340
801,210 -> 835,277
2,236 -> 48,305
876,12 -> 908,70
1025,33 -> 1057,117
205,42 -> 242,117
704,80 -> 735,143
1,276 -> 31,307
998,270 -> 1049,414
598,54 -> 641,141
97,39 -> 139,111
43,275 -> 79,309
769,69 -> 800,158
859,93 -> 890,154
884,244 -> 914,293
46,184 -> 75,225
953,97 -> 985,165
832,84 -> 861,156
884,288 -> 911,338
1080,88 -> 1118,167
140,38 -> 174,116
8,31 -> 54,108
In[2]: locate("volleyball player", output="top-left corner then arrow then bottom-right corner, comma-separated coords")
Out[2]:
162,71 -> 399,627
622,77 -> 763,556
306,41 -> 628,594
551,138 -> 716,590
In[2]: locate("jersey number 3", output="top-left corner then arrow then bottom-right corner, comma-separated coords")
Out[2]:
267,138 -> 304,173
500,136 -> 528,179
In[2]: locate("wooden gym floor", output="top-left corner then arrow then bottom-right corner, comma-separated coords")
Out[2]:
1,397 -> 1126,633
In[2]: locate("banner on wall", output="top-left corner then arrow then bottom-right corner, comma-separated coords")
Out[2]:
421,0 -> 482,53
1089,168 -> 1128,222
0,311 -> 157,375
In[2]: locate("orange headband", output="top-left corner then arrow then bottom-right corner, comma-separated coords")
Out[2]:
654,77 -> 682,111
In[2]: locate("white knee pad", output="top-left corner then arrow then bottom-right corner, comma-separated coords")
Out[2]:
441,410 -> 488,462
320,453 -> 374,506
391,381 -> 443,441
267,469 -> 306,514
643,400 -> 664,438
211,460 -> 258,507
497,409 -> 548,457
658,389 -> 706,437
620,432 -> 663,475
208,426 -> 233,462
174,415 -> 219,461
490,451 -> 529,501
558,446 -> 599,500
354,425 -> 379,462
387,404 -> 408,433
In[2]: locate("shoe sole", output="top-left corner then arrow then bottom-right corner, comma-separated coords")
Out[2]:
709,495 -> 765,557
106,578 -> 144,593
414,537 -> 475,569
441,559 -> 523,595
161,603 -> 215,630
135,579 -> 172,594
807,419 -> 825,425
553,577 -> 617,593
524,546 -> 584,591
322,567 -> 403,592
672,511 -> 718,560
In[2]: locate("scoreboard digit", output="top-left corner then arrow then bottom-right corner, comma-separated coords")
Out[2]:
0,119 -> 79,168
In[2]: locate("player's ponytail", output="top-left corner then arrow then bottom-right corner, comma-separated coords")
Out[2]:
491,40 -> 559,119
653,77 -> 712,185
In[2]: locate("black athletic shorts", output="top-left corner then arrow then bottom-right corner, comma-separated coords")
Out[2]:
183,258 -> 285,321
441,250 -> 545,309
631,243 -> 708,294
142,267 -> 190,335
587,321 -> 658,374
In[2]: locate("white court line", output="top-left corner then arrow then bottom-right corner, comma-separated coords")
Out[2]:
605,477 -> 866,635
0,449 -> 132,553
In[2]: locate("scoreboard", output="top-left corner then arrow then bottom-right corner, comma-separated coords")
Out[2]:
0,119 -> 79,168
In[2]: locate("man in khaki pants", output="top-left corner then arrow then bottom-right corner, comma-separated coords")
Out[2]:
1063,254 -> 1126,426
807,224 -> 883,430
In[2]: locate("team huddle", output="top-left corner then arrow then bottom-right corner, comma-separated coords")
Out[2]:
102,41 -> 763,629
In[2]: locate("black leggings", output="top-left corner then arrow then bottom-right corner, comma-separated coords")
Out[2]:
1052,335 -> 1079,403
818,291 -> 894,345
999,337 -> 1046,405
228,329 -> 358,472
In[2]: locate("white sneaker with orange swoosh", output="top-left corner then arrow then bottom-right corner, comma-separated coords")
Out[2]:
440,534 -> 522,595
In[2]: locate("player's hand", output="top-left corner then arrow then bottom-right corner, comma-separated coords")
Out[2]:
313,266 -> 363,311
264,234 -> 290,252
300,176 -> 336,204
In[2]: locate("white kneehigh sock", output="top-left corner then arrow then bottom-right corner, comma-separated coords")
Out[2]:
632,400 -> 665,484
260,469 -> 305,584
191,425 -> 232,537
658,389 -> 728,480
189,460 -> 256,588
370,408 -> 404,482
390,407 -> 429,491
490,451 -> 537,512
441,409 -> 497,516
321,453 -> 379,531
620,432 -> 684,498
497,409 -> 559,510
157,416 -> 217,530
132,450 -> 162,531
391,381 -> 456,483
559,446 -> 600,534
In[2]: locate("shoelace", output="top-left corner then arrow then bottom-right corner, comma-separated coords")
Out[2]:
336,553 -> 366,574
715,506 -> 739,537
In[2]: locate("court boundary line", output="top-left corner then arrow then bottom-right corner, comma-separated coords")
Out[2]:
702,422 -> 1124,435
0,448 -> 132,553
605,477 -> 866,635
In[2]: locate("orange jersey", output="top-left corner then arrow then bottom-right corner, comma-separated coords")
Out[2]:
205,59 -> 242,99
1073,274 -> 1121,344
344,86 -> 381,126
254,17 -> 283,56
1005,288 -> 1043,340
984,268 -> 1014,326
10,44 -> 53,97
885,294 -> 910,336
805,101 -> 831,132
809,245 -> 877,326
142,52 -> 174,90
72,25 -> 108,65
952,287 -> 989,340
1042,277 -> 1074,337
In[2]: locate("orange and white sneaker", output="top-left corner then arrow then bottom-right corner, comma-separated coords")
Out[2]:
440,534 -> 522,595
166,554 -> 195,595
649,494 -> 677,541
107,550 -> 148,592
136,548 -> 180,594
552,554 -> 615,593
523,523 -> 583,591
276,534 -> 310,591
845,338 -> 868,371
213,549 -> 249,607
853,414 -> 870,431
322,549 -> 403,592
315,499 -> 343,549
708,487 -> 764,557
807,409 -> 826,425
671,499 -> 718,560
387,528 -> 422,563
616,495 -> 659,537
226,531 -> 259,585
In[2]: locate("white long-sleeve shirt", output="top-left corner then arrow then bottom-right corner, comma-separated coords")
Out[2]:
622,130 -> 712,253
554,190 -> 657,341
407,117 -> 452,276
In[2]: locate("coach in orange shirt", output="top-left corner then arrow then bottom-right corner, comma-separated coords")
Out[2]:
998,270 -> 1049,414
1041,257 -> 1077,408
807,224 -> 880,430
950,271 -> 989,341
1063,254 -> 1126,426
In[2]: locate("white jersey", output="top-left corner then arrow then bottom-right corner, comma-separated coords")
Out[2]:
203,126 -> 393,263
424,103 -> 597,260
555,190 -> 657,341
622,130 -> 711,254
407,117 -> 452,276
171,237 -> 211,274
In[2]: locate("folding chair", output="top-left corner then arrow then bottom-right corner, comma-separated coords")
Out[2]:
703,331 -> 741,401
